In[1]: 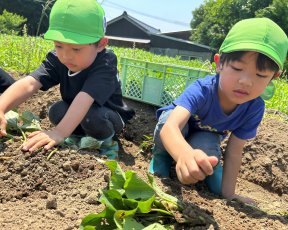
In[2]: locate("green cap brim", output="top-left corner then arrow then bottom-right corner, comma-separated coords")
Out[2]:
44,30 -> 101,44
221,42 -> 283,70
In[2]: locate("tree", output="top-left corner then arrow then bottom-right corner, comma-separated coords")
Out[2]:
189,0 -> 282,51
256,0 -> 288,33
190,0 -> 239,51
0,0 -> 55,35
0,10 -> 27,35
190,0 -> 287,75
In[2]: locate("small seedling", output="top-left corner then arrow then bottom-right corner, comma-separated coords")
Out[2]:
46,147 -> 59,161
139,135 -> 153,153
5,109 -> 41,141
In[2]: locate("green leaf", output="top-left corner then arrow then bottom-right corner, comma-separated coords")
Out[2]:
122,195 -> 155,214
114,207 -> 138,229
80,208 -> 116,230
80,226 -> 95,230
149,208 -> 173,216
63,134 -> 82,146
5,110 -> 19,130
124,171 -> 155,200
20,111 -> 41,131
105,161 -> 126,193
78,136 -> 103,150
81,161 -> 187,229
100,189 -> 125,211
143,223 -> 168,230
123,216 -> 145,230
122,198 -> 138,210
131,195 -> 155,213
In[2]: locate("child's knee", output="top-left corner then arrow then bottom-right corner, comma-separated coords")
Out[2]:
48,101 -> 69,125
187,131 -> 222,159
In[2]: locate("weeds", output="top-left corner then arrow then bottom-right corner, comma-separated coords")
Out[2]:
46,147 -> 59,160
140,135 -> 153,153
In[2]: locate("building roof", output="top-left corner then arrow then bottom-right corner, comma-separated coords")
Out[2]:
106,35 -> 150,44
152,33 -> 211,50
106,11 -> 211,52
107,11 -> 161,34
161,30 -> 192,40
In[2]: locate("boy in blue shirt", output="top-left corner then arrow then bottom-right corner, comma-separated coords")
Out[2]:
149,18 -> 287,205
0,0 -> 134,159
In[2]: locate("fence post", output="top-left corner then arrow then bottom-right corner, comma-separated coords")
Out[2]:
120,57 -> 128,94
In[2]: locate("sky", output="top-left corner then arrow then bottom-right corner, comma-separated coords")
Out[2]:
100,0 -> 204,33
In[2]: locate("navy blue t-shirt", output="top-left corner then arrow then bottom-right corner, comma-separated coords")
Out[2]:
0,68 -> 15,93
30,49 -> 134,122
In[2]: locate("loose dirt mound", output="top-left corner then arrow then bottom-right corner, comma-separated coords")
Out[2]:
0,87 -> 287,230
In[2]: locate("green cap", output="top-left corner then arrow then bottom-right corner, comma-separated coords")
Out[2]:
220,18 -> 288,70
44,0 -> 106,44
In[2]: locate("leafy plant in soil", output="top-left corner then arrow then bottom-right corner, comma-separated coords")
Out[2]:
4,110 -> 41,140
139,135 -> 153,153
80,160 -> 211,230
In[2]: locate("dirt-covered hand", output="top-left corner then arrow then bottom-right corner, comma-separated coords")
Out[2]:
175,149 -> 218,184
22,129 -> 65,152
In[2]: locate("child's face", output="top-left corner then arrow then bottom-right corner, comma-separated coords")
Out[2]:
218,51 -> 276,111
54,41 -> 99,72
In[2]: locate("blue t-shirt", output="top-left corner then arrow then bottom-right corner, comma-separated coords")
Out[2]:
157,74 -> 265,140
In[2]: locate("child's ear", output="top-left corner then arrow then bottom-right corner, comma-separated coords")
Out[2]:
97,37 -> 108,49
214,53 -> 221,72
273,71 -> 282,79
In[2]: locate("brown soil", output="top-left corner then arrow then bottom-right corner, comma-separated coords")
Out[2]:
0,86 -> 287,230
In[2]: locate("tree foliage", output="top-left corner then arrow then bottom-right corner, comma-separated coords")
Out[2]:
256,0 -> 288,33
190,0 -> 287,51
0,10 -> 27,35
0,0 -> 55,35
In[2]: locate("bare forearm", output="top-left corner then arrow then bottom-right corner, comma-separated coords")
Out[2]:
54,92 -> 94,138
222,135 -> 246,198
161,123 -> 194,161
159,106 -> 193,162
0,76 -> 41,112
222,151 -> 242,197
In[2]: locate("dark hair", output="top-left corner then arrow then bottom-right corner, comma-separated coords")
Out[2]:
220,51 -> 279,73
89,40 -> 100,47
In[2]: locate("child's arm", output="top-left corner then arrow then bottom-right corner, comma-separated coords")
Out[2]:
222,134 -> 256,205
160,106 -> 218,184
0,76 -> 42,136
22,91 -> 94,152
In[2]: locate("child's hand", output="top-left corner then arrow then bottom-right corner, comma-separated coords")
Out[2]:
227,194 -> 258,207
22,129 -> 65,152
175,149 -> 218,184
0,112 -> 8,137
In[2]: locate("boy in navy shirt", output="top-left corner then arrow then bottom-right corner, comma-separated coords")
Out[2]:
0,68 -> 14,93
0,0 -> 134,159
